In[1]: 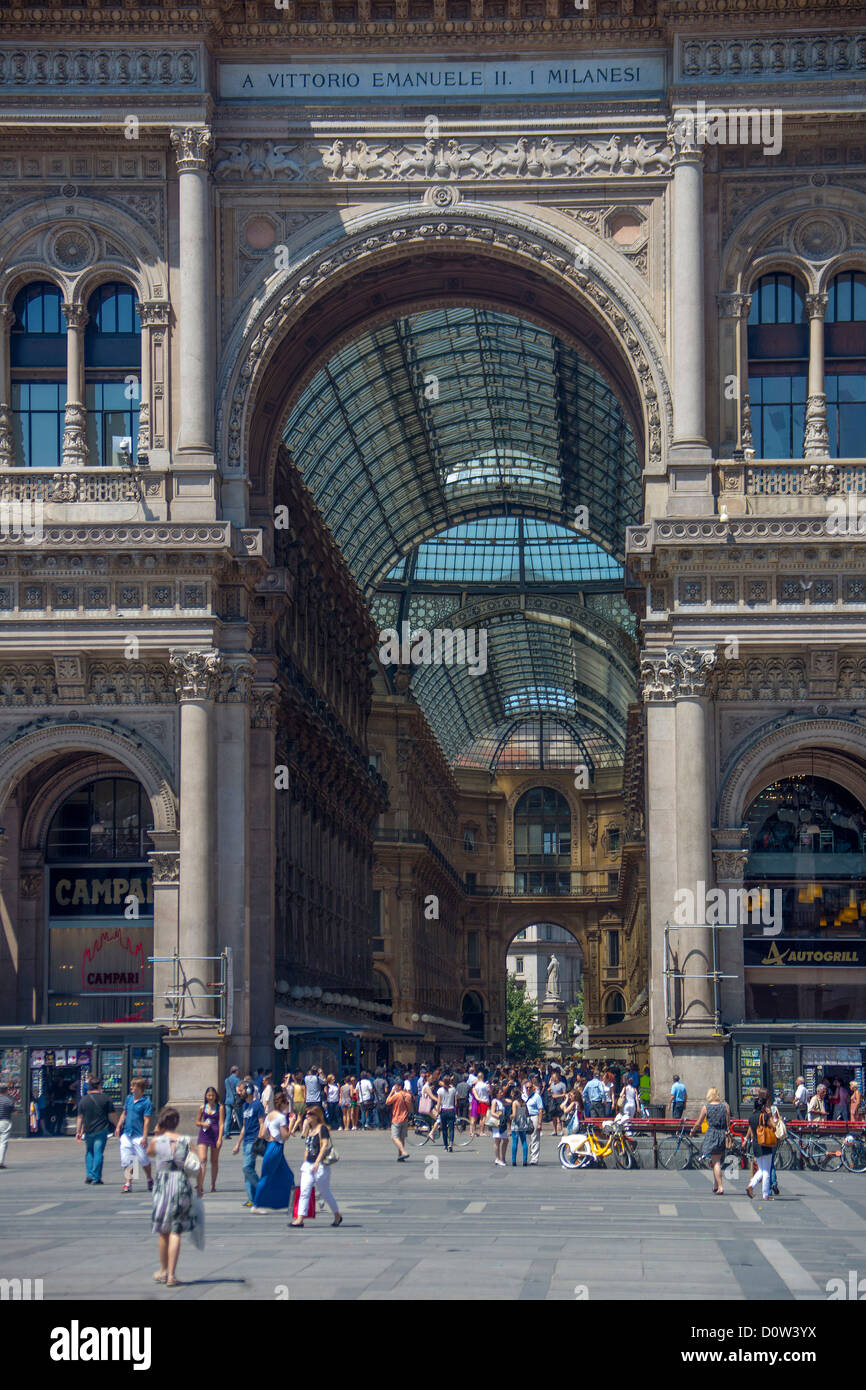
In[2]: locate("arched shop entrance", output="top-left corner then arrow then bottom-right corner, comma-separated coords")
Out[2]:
730,770 -> 866,1114
0,735 -> 176,1137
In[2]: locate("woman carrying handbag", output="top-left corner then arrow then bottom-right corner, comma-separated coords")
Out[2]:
146,1106 -> 201,1286
290,1106 -> 343,1228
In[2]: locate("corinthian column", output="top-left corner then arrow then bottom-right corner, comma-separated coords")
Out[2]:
804,292 -> 830,459
61,302 -> 88,467
170,648 -> 222,1017
671,151 -> 707,446
170,127 -> 214,455
0,305 -> 14,467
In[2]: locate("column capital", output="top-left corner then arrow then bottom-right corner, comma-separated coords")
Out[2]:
717,291 -> 751,320
640,646 -> 717,701
137,299 -> 171,329
805,292 -> 829,320
170,648 -> 223,700
171,125 -> 213,173
149,850 -> 180,885
250,685 -> 279,728
219,658 -> 255,704
712,848 -> 748,883
61,302 -> 88,331
671,146 -> 704,170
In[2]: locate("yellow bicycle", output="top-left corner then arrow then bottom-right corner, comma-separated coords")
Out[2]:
558,1118 -> 640,1170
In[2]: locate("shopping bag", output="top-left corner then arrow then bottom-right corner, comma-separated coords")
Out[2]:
292,1186 -> 315,1219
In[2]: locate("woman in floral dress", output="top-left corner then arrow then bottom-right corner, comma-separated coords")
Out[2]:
146,1106 -> 198,1286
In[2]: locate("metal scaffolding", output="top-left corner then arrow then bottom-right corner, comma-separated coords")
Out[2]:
663,922 -> 738,1036
149,949 -> 233,1035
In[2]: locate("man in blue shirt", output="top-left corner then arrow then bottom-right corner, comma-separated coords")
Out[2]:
526,1081 -> 545,1164
114,1078 -> 154,1193
224,1065 -> 241,1138
670,1075 -> 688,1120
582,1073 -> 606,1119
232,1083 -> 265,1206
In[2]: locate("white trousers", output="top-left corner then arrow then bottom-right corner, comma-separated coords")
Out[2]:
0,1118 -> 11,1165
528,1116 -> 541,1164
298,1159 -> 339,1217
748,1153 -> 773,1198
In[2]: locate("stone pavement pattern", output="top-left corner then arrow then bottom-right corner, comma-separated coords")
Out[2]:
1,1131 -> 864,1301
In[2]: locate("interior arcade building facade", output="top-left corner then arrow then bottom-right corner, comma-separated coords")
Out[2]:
0,0 -> 865,1129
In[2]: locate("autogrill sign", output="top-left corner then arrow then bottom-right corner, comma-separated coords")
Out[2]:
219,56 -> 665,101
744,938 -> 866,968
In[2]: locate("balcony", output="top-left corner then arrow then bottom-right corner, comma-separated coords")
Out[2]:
467,871 -> 619,900
0,467 -> 170,523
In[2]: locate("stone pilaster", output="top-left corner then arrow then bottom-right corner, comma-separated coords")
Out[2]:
804,292 -> 830,459
136,300 -> 170,459
671,150 -> 707,448
170,648 -> 222,1018
170,127 -> 214,455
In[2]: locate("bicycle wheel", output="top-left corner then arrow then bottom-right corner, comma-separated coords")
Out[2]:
657,1136 -> 690,1170
614,1137 -> 636,1170
774,1138 -> 796,1170
559,1144 -> 581,1170
413,1127 -> 433,1147
842,1136 -> 866,1173
808,1137 -> 842,1171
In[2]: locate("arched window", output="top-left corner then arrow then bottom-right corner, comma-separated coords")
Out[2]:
747,273 -> 808,458
513,786 -> 571,895
825,272 -> 866,458
605,991 -> 625,1025
10,281 -> 67,467
47,777 -> 153,861
461,990 -> 484,1039
84,282 -> 141,467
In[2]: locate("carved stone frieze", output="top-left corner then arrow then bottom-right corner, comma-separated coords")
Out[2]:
0,47 -> 200,89
678,34 -> 866,83
716,657 -> 808,702
214,131 -> 676,184
170,649 -> 223,701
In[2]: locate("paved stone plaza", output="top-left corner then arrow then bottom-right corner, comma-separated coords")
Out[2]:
1,1132 -> 864,1302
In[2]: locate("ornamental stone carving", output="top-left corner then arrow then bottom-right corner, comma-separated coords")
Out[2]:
250,688 -> 278,729
171,127 -> 213,174
640,647 -> 717,701
220,660 -> 255,704
170,649 -> 223,701
149,851 -> 180,885
0,405 -> 13,469
803,394 -> 830,460
0,47 -> 199,89
712,849 -> 749,883
19,871 -> 43,900
213,132 -> 676,185
61,403 -> 88,469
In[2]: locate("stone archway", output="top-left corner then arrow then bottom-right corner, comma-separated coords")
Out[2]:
0,720 -> 177,834
716,716 -> 866,831
216,200 -> 674,523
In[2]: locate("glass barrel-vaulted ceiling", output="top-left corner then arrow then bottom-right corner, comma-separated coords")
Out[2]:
281,306 -> 641,768
282,306 -> 641,592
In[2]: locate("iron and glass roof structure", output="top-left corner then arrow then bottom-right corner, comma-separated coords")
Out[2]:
282,307 -> 642,771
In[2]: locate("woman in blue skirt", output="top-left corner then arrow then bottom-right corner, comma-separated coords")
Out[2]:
253,1090 -> 294,1212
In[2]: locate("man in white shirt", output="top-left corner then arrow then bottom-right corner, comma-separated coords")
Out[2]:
794,1076 -> 808,1122
358,1073 -> 375,1129
260,1073 -> 274,1113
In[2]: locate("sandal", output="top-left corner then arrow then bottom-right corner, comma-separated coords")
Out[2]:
290,1219 -> 304,1227
153,1272 -> 167,1283
332,1213 -> 343,1226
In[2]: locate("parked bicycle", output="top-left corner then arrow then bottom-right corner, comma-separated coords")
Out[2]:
774,1126 -> 843,1171
558,1116 -> 640,1170
841,1131 -> 866,1173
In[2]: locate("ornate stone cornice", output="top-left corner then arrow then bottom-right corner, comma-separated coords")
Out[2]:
170,649 -> 223,701
171,126 -> 213,174
627,516 -> 866,555
640,646 -> 717,701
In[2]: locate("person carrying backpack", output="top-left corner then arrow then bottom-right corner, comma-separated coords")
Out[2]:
745,1089 -> 777,1201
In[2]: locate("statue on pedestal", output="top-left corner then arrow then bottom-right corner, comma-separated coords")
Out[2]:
545,953 -> 562,1002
